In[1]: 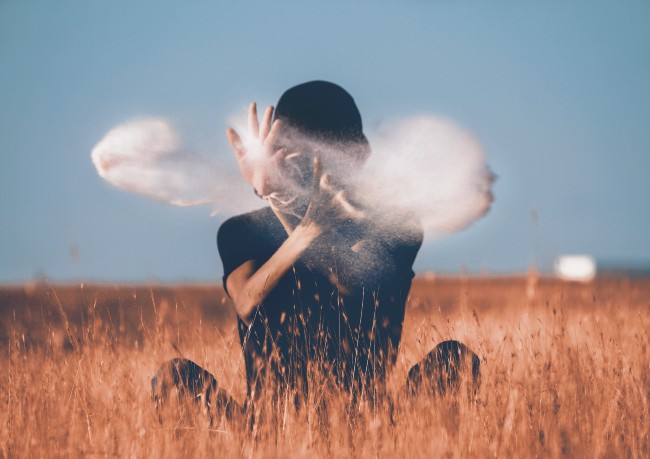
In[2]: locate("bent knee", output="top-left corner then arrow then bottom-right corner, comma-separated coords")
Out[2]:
406,340 -> 481,397
151,358 -> 217,406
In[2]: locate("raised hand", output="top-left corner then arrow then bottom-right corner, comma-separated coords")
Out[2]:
226,103 -> 283,193
301,157 -> 365,231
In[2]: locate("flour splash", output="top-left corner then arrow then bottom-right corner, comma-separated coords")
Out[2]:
91,114 -> 494,237
91,118 -> 258,212
359,116 -> 494,236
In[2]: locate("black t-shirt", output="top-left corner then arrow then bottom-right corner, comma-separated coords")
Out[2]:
217,206 -> 422,395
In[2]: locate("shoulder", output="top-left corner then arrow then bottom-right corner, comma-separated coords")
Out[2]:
217,206 -> 284,288
367,209 -> 424,251
217,206 -> 286,262
217,207 -> 276,243
220,206 -> 276,228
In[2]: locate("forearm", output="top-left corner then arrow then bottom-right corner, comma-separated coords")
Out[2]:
230,222 -> 321,324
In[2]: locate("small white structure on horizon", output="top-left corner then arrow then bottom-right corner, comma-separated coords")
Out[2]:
554,255 -> 597,282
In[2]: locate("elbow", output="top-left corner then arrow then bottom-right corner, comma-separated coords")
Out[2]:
225,268 -> 265,326
236,308 -> 254,326
226,276 -> 258,326
233,298 -> 257,326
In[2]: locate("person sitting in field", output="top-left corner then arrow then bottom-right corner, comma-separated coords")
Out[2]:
151,81 -> 480,421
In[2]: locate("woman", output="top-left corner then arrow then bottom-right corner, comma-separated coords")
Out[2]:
152,81 -> 479,421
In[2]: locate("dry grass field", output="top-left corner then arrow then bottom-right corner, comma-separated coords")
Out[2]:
1,275 -> 648,458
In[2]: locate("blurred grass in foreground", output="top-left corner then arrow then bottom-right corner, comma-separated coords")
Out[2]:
1,276 -> 649,457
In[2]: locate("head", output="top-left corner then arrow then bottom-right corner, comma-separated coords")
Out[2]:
259,81 -> 370,215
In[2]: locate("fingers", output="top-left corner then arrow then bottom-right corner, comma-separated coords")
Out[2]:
226,128 -> 245,159
259,106 -> 274,140
284,151 -> 302,160
320,173 -> 333,191
264,119 -> 283,151
303,157 -> 322,223
334,190 -> 366,220
302,157 -> 366,226
270,147 -> 288,164
248,102 -> 259,138
312,156 -> 323,196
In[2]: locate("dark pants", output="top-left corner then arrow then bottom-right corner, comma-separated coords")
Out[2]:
151,340 -> 480,423
405,340 -> 481,397
151,357 -> 244,423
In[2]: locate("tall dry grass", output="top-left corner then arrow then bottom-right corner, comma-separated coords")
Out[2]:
1,277 -> 648,457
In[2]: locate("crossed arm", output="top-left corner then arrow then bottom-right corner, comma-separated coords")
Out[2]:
225,221 -> 320,324
224,103 -> 364,325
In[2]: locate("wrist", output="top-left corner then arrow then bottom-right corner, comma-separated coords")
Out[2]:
294,221 -> 322,245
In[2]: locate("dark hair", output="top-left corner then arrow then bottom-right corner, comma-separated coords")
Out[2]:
273,81 -> 370,161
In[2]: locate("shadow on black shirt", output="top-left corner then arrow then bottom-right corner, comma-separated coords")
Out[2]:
217,206 -> 423,399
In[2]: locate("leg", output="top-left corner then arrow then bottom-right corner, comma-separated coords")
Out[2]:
151,358 -> 242,423
406,340 -> 480,397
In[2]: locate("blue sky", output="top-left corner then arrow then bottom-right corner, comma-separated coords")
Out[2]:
1,0 -> 649,282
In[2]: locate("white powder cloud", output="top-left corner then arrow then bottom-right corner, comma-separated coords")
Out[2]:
91,118 -> 258,211
91,114 -> 494,237
360,115 -> 494,236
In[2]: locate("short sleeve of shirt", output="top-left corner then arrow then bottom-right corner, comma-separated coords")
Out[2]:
217,208 -> 284,295
217,216 -> 261,294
